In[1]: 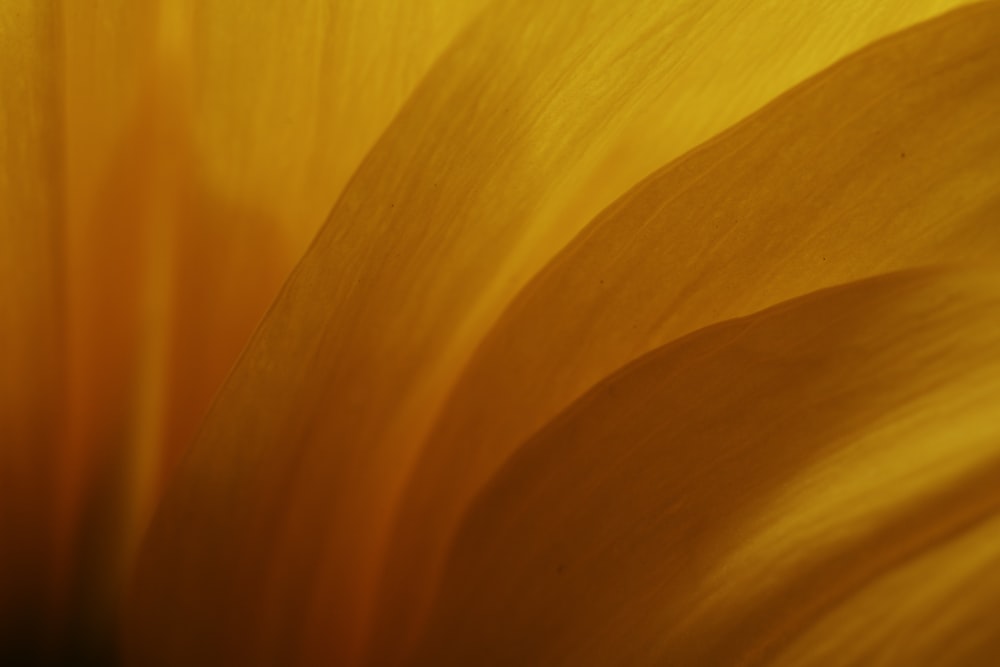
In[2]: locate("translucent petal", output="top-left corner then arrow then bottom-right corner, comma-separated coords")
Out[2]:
380,3 -> 1000,654
45,0 -> 486,658
533,0 -> 979,277
128,2 -> 995,665
190,0 -> 492,255
60,0 -> 488,544
413,268 -> 1000,665
772,512 -> 1000,665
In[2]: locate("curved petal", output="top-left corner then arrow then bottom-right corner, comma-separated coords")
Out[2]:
61,0 -> 488,526
128,2 -> 991,665
380,2 -> 1000,653
412,268 -> 1000,665
52,0 -> 486,659
772,512 -> 1000,665
166,0 -> 491,484
190,0 -> 493,256
531,0 -> 979,277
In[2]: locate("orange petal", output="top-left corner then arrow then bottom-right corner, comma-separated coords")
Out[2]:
0,1 -> 65,657
773,512 -> 1000,665
412,268 -> 1000,665
190,0 -> 493,255
536,0 -> 981,275
379,3 -> 1000,655
51,0 -> 487,658
127,2 -> 997,666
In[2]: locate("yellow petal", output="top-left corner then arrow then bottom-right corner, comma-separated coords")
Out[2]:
190,0 -> 492,255
535,0 -> 978,274
412,268 -> 1000,665
128,2 -> 994,665
379,2 -> 1000,654
158,0 -> 490,496
61,0 -> 489,514
52,0 -> 486,657
0,1 -> 64,652
773,512 -> 1000,665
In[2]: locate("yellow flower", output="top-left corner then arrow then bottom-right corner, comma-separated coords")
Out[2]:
2,1 -> 999,665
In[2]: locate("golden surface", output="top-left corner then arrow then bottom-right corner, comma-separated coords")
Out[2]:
1,0 -> 998,665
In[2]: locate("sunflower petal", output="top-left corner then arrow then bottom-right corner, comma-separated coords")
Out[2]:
157,0 -> 492,492
772,512 -> 1000,665
190,0 -> 492,255
533,0 -> 980,269
127,2 -> 996,665
60,0 -> 490,514
379,2 -> 1000,653
412,268 -> 1000,665
53,0 -> 487,637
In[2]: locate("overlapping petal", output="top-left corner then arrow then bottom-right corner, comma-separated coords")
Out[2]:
2,0 -> 995,664
412,268 -> 1000,665
59,0 -> 489,533
128,2 -> 1000,666
5,0 -> 489,661
773,511 -> 1000,665
530,0 -> 979,271
190,0 -> 493,255
378,4 -> 1000,657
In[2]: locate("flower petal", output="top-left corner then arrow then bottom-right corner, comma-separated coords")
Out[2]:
0,1 -> 64,655
160,0 -> 491,495
60,0 -> 490,523
532,0 -> 980,269
773,511 -> 1000,665
7,0 -> 486,658
57,3 -> 206,656
379,2 -> 1000,654
110,0 -> 492,515
412,268 -> 1000,665
127,2 -> 994,665
189,0 -> 492,255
